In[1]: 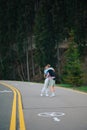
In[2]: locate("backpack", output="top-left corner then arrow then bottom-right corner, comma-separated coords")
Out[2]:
47,69 -> 56,79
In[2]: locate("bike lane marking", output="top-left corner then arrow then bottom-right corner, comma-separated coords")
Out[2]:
0,82 -> 26,130
38,112 -> 65,122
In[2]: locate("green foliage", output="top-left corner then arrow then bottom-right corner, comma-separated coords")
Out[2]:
58,84 -> 87,93
34,0 -> 56,68
52,0 -> 67,42
62,38 -> 84,86
0,0 -> 35,80
65,0 -> 87,53
0,0 -> 87,81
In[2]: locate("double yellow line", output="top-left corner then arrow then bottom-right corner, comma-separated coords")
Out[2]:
0,82 -> 26,130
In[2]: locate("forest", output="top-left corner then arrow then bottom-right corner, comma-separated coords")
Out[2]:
0,0 -> 87,85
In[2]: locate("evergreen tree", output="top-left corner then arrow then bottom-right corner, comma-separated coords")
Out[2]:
34,0 -> 56,68
62,31 -> 83,86
0,0 -> 35,80
65,0 -> 87,54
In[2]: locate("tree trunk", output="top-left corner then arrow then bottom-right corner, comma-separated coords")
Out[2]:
57,42 -> 61,82
30,35 -> 35,76
26,39 -> 30,81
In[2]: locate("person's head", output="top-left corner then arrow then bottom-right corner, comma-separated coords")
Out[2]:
46,64 -> 51,68
44,64 -> 50,70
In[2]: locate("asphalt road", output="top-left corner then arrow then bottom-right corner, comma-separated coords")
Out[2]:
0,80 -> 87,130
0,84 -> 13,130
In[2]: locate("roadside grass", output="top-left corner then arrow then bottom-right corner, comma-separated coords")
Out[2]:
57,84 -> 87,93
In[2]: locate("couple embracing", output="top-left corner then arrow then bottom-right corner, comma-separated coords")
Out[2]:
40,64 -> 56,97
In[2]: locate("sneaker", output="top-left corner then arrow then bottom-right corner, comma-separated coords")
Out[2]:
50,93 -> 55,97
40,93 -> 43,96
45,93 -> 49,97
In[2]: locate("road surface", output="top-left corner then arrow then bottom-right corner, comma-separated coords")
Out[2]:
0,80 -> 87,130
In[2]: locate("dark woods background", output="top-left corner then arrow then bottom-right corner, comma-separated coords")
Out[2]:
0,0 -> 87,85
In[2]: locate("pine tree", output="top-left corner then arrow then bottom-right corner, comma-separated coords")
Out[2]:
62,31 -> 83,86
34,0 -> 56,68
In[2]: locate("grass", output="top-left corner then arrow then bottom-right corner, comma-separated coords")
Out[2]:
57,84 -> 87,93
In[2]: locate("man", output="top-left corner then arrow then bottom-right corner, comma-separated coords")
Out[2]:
40,64 -> 56,97
47,67 -> 56,97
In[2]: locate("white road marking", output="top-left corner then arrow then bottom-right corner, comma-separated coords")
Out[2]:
53,117 -> 60,122
38,112 -> 65,122
0,90 -> 12,93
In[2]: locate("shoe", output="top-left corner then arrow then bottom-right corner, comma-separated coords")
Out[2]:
45,94 -> 49,97
50,93 -> 55,97
40,93 -> 43,96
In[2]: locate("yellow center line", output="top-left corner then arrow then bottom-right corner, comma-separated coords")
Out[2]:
9,89 -> 16,130
0,82 -> 26,130
15,88 -> 26,130
0,82 -> 16,130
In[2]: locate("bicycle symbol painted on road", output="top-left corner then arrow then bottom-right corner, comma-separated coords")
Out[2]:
38,112 -> 65,122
